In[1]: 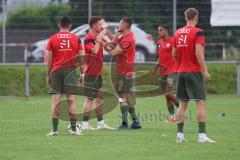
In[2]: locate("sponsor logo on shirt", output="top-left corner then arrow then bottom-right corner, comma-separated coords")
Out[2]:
57,34 -> 72,39
166,43 -> 171,48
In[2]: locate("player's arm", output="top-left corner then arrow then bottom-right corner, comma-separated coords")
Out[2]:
195,30 -> 210,80
77,38 -> 85,74
77,49 -> 85,85
90,35 -> 107,54
105,29 -> 114,41
107,44 -> 124,55
195,44 -> 210,80
172,35 -> 178,63
101,20 -> 114,40
91,40 -> 102,54
149,63 -> 159,80
152,53 -> 160,74
46,50 -> 52,86
153,63 -> 159,73
112,31 -> 123,44
172,47 -> 178,63
78,49 -> 85,74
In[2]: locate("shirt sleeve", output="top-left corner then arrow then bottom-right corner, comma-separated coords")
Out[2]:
84,39 -> 95,51
196,31 -> 205,45
119,36 -> 134,52
46,38 -> 53,51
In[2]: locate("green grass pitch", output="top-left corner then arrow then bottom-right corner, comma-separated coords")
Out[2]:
0,94 -> 239,160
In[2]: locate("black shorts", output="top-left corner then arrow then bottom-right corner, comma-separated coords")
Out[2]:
115,75 -> 134,93
176,72 -> 206,101
160,74 -> 177,94
84,75 -> 102,99
49,67 -> 77,95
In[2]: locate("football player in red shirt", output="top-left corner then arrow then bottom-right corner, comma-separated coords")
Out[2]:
173,8 -> 215,143
106,17 -> 141,130
151,24 -> 179,123
81,16 -> 113,131
46,16 -> 84,136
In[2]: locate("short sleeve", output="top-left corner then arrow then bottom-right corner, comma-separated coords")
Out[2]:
84,39 -> 95,51
119,36 -> 134,52
47,38 -> 53,51
196,31 -> 205,45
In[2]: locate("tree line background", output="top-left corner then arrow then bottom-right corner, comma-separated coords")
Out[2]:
0,0 -> 239,59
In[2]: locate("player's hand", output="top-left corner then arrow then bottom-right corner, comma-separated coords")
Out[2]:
102,22 -> 109,30
96,35 -> 103,44
114,27 -> 123,37
203,71 -> 211,80
115,26 -> 119,34
78,75 -> 84,86
115,30 -> 122,37
105,42 -> 116,52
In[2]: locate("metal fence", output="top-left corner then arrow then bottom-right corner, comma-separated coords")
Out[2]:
0,61 -> 240,97
0,0 -> 240,96
0,0 -> 240,63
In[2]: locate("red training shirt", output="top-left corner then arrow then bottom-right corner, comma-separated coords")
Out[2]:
116,32 -> 135,77
47,31 -> 83,72
157,37 -> 177,76
173,26 -> 205,73
83,33 -> 106,76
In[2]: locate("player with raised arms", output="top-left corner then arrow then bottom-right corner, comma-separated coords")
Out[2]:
105,17 -> 141,130
80,16 -> 113,131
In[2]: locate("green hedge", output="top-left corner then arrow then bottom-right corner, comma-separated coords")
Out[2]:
6,4 -> 71,30
206,64 -> 237,94
0,64 -> 237,96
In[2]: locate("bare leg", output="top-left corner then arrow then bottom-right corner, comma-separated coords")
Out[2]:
196,100 -> 206,122
51,94 -> 62,118
67,94 -> 77,131
196,100 -> 206,133
94,89 -> 103,121
51,94 -> 62,132
176,101 -> 188,133
82,98 -> 93,122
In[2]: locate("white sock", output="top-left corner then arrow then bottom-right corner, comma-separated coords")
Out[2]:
82,121 -> 89,127
97,120 -> 105,125
177,132 -> 184,137
118,98 -> 124,103
198,133 -> 207,139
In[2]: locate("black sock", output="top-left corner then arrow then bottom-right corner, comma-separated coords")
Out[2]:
120,107 -> 128,125
167,104 -> 175,115
174,100 -> 179,108
97,114 -> 103,122
52,118 -> 59,132
198,122 -> 206,133
70,119 -> 77,132
83,115 -> 90,122
177,122 -> 184,133
128,107 -> 138,122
